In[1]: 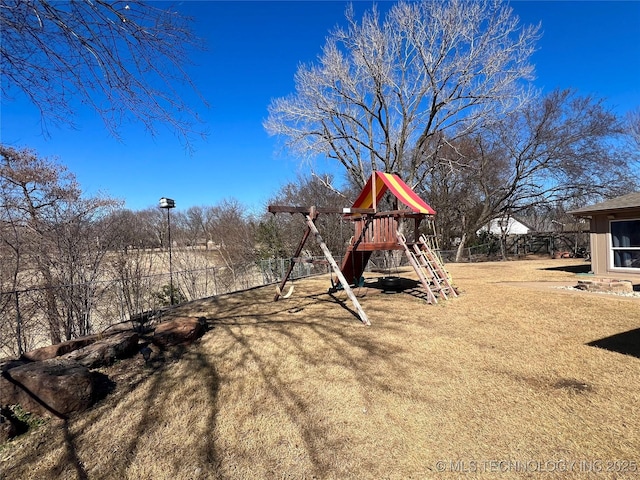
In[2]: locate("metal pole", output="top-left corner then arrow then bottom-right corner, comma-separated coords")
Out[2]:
159,198 -> 176,305
167,207 -> 174,305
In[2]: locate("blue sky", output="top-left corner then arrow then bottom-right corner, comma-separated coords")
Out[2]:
1,1 -> 639,213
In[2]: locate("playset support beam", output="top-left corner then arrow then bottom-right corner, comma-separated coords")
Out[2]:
304,208 -> 370,326
273,218 -> 313,301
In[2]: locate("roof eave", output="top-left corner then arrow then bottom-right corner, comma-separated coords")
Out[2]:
569,206 -> 640,217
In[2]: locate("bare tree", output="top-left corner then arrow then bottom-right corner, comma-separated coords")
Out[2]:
423,136 -> 502,251
107,208 -> 156,250
265,0 -> 539,188
0,191 -> 29,355
0,145 -> 121,345
44,196 -> 123,338
102,208 -> 169,318
108,240 -> 155,320
488,90 -> 633,207
135,207 -> 167,248
179,206 -> 208,248
208,199 -> 256,272
423,89 -> 635,261
1,0 -> 206,145
0,146 -> 78,343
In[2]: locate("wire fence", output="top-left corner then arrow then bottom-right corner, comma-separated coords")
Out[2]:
439,232 -> 587,263
439,243 -> 503,262
0,258 -> 335,358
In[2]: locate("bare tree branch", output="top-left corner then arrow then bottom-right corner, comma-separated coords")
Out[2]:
1,0 -> 207,147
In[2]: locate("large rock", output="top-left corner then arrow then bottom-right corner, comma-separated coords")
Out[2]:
103,312 -> 159,335
22,335 -> 100,362
61,332 -> 139,368
102,320 -> 140,335
153,317 -> 206,348
0,359 -> 29,373
0,358 -> 94,417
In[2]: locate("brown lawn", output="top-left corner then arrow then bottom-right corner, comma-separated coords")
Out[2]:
1,257 -> 639,479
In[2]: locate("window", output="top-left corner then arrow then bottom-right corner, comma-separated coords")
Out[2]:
610,219 -> 640,269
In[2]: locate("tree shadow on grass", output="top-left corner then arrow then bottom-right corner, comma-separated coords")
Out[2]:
1,282 -> 428,479
62,419 -> 88,480
1,338 -> 222,480
102,341 -> 222,478
587,328 -> 640,359
541,264 -> 592,274
215,318 -> 408,478
198,284 -> 419,477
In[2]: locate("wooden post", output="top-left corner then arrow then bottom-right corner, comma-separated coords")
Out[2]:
306,209 -> 371,326
372,171 -> 377,212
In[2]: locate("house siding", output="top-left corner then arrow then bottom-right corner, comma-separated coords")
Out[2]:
589,211 -> 640,278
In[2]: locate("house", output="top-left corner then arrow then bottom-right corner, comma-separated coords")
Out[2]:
477,216 -> 532,236
569,192 -> 640,278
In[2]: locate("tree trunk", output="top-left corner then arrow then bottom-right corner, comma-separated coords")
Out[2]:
499,233 -> 508,260
455,232 -> 468,262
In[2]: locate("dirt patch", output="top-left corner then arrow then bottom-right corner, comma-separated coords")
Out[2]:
553,378 -> 593,393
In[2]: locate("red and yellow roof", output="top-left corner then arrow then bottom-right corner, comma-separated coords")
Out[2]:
350,171 -> 436,215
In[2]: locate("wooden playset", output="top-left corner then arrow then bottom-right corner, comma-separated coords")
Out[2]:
268,171 -> 457,325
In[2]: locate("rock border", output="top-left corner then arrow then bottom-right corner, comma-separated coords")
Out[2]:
0,315 -> 208,442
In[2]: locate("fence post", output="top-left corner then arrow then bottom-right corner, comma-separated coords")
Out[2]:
118,279 -> 126,323
15,290 -> 24,356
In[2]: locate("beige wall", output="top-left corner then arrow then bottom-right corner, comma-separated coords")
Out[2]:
589,211 -> 640,278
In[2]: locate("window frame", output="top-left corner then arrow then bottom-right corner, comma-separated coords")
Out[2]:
609,218 -> 640,271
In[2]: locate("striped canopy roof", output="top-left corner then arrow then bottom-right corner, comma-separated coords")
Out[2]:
351,171 -> 436,215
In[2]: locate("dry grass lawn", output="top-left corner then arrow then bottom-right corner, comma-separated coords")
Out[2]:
1,258 -> 639,479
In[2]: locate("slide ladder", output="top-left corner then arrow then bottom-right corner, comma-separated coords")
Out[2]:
418,235 -> 456,290
397,232 -> 457,303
